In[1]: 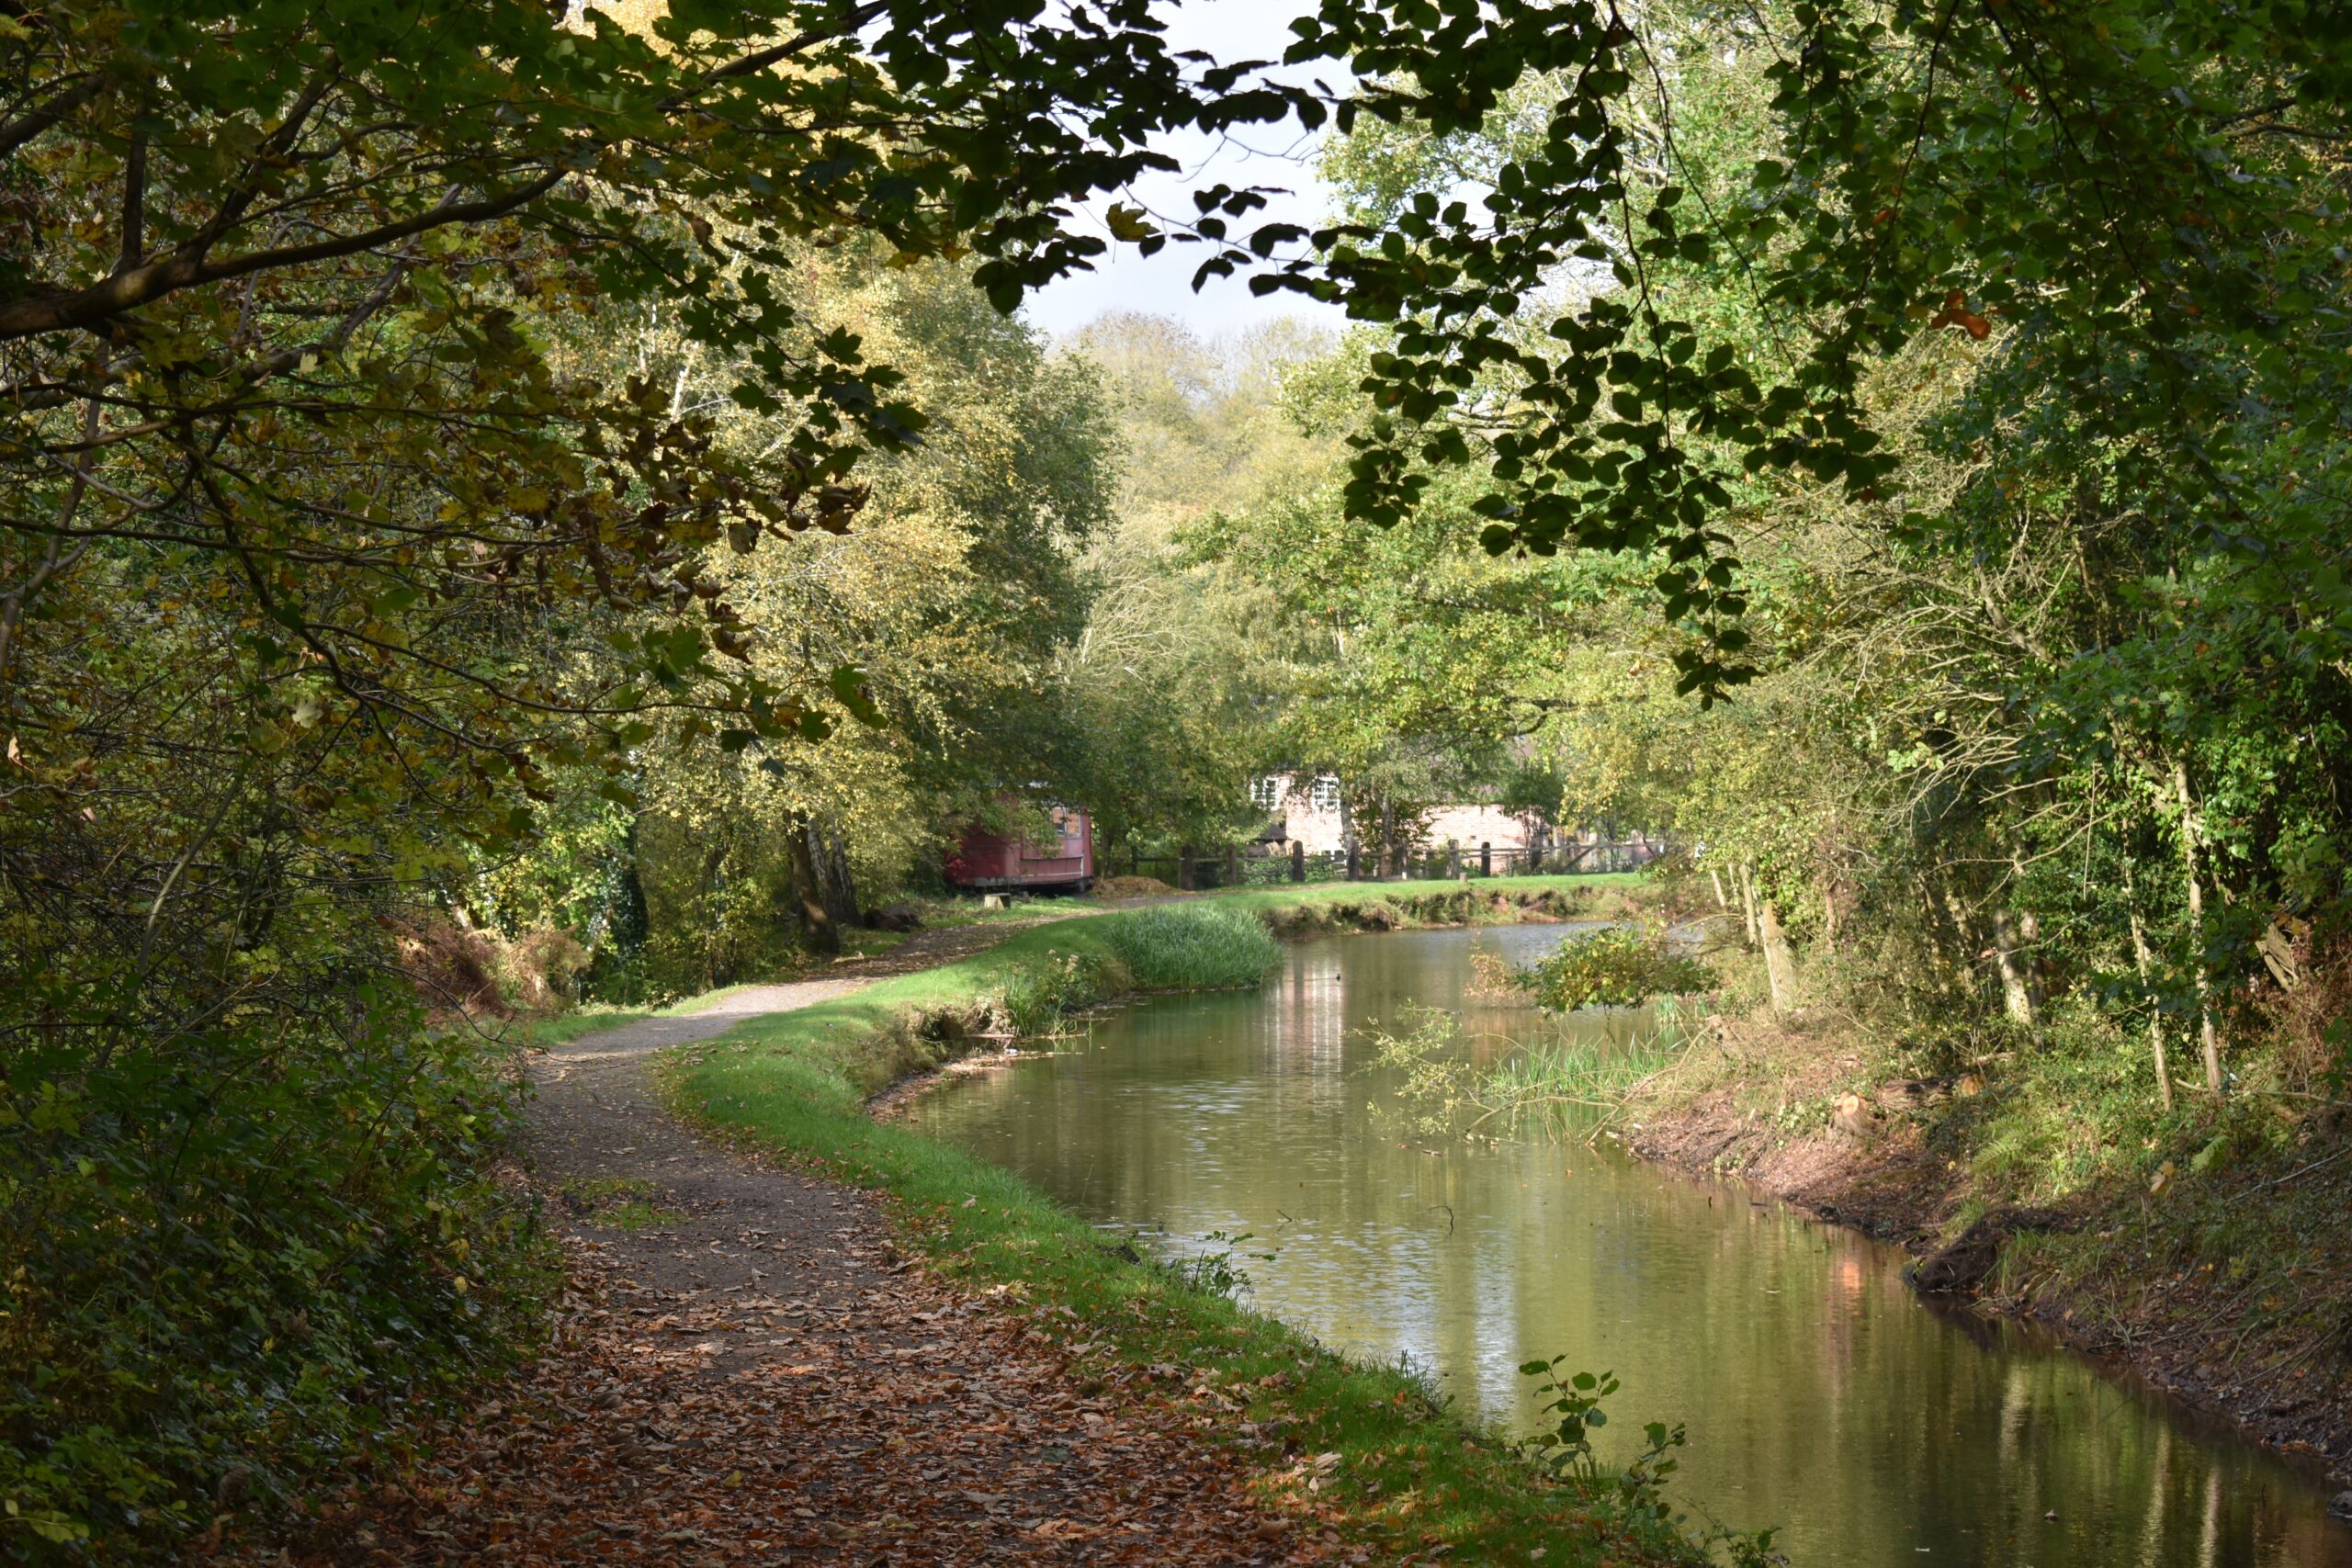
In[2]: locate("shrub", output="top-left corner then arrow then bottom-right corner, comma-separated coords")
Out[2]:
501,927 -> 592,1013
391,917 -> 507,1018
1100,903 -> 1279,991
1515,925 -> 1712,1011
0,989 -> 544,1559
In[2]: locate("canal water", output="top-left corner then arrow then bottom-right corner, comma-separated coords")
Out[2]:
906,924 -> 2352,1566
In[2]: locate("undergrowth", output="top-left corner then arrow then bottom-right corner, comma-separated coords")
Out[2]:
1,994 -> 550,1562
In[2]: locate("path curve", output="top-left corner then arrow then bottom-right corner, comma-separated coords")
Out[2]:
303,920 -> 1347,1566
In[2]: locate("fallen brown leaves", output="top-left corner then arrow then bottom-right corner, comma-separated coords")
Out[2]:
205,940 -> 1386,1567
222,1232 -> 1363,1567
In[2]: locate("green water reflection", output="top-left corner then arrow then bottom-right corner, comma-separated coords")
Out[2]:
907,925 -> 2352,1566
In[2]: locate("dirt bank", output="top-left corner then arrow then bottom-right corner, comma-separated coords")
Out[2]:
1623,1007 -> 2352,1495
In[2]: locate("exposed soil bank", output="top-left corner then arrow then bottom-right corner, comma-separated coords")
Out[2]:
1621,1006 -> 2352,1497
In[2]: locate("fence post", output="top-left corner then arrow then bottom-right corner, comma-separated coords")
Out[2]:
1480,841 -> 1491,877
1345,839 -> 1360,881
1226,844 -> 1240,888
1291,841 -> 1306,883
1178,846 -> 1194,891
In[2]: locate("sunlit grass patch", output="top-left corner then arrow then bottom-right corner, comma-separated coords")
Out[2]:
504,1006 -> 655,1049
558,1177 -> 684,1233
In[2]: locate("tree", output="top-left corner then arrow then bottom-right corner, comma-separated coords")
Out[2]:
580,251 -> 1121,987
0,3 -> 1290,1549
1222,0 -> 2352,707
1275,0 -> 2352,1084
1054,312 -> 1335,858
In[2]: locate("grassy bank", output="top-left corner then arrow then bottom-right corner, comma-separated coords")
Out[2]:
668,880 -> 1759,1566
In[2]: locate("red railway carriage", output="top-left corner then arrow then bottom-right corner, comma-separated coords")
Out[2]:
944,803 -> 1095,893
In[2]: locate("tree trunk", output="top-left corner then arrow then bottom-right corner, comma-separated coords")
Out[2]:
784,818 -> 837,955
2125,863 -> 2174,1112
1378,795 -> 1396,879
1708,867 -> 1728,910
1991,909 -> 2037,1025
604,816 -> 650,956
1736,862 -> 1761,950
811,819 -> 858,931
1928,872 -> 1980,994
1990,847 -> 2042,1025
700,837 -> 730,987
1758,899 -> 1799,1012
2174,761 -> 2223,1095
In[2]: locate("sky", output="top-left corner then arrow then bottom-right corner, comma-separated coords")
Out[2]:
1021,0 -> 1353,345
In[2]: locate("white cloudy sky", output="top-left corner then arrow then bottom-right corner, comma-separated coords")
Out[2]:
1021,0 -> 1351,344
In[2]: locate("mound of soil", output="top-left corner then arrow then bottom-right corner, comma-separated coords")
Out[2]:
1092,874 -> 1177,897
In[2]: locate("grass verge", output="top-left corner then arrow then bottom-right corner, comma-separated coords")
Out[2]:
665,881 -> 1758,1567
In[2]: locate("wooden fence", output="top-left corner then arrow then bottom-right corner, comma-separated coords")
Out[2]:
1109,838 -> 1667,891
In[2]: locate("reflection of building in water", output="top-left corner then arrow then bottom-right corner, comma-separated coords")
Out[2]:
1271,953 -> 1349,1092
1833,1252 -> 1867,1307
1812,1243 -> 1868,1392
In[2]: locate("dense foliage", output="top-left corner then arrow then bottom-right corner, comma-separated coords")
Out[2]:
0,0 -> 1274,1553
1188,0 -> 2352,1180
1513,927 -> 1711,1015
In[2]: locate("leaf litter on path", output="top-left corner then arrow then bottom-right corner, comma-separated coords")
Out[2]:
222,933 -> 1363,1566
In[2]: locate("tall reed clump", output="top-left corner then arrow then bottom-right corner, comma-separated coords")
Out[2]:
1373,998 -> 1711,1142
1484,998 -> 1709,1136
1100,903 -> 1280,991
967,904 -> 1278,1042
978,953 -> 1117,1039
